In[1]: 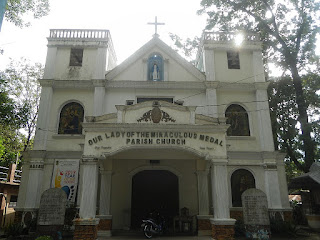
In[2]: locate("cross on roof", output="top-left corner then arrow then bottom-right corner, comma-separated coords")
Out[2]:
148,16 -> 165,37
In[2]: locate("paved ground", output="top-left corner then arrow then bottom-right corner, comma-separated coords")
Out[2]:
107,233 -> 320,240
107,229 -> 320,240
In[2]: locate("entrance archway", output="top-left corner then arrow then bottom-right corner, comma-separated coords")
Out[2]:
131,170 -> 179,229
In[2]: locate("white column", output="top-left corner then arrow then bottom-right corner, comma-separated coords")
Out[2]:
24,160 -> 44,209
204,49 -> 215,81
33,85 -> 53,150
206,88 -> 218,118
196,170 -> 210,215
79,158 -> 99,219
264,166 -> 282,209
99,170 -> 112,215
256,89 -> 275,151
252,51 -> 265,82
211,161 -> 230,220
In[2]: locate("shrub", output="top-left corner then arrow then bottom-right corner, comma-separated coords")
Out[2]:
35,236 -> 53,240
4,222 -> 24,237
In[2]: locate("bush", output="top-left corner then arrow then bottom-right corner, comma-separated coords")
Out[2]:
35,236 -> 53,240
270,218 -> 297,236
234,219 -> 246,237
4,222 -> 24,237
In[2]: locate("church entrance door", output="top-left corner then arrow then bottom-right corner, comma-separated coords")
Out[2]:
131,170 -> 179,229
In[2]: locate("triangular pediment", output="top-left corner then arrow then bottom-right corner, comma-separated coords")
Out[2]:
106,37 -> 205,82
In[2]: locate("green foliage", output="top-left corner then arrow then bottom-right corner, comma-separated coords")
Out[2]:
4,222 -> 24,237
0,58 -> 43,166
268,74 -> 320,173
198,0 -> 319,172
169,33 -> 201,64
1,58 -> 42,152
5,0 -> 50,27
35,236 -> 53,240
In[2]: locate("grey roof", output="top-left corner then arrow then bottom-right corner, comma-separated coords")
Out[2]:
289,162 -> 320,190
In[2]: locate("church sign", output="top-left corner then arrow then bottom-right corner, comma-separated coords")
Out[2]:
84,130 -> 225,157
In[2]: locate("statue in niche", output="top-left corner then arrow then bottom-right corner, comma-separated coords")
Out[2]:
152,62 -> 160,80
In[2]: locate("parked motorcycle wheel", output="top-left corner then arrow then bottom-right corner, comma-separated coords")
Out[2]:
144,223 -> 153,239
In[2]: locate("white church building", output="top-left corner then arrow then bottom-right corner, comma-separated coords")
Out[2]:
15,27 -> 291,239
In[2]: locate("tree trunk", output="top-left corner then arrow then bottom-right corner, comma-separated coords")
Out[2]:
289,64 -> 315,172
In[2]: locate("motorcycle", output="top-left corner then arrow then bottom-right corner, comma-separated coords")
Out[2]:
141,211 -> 166,239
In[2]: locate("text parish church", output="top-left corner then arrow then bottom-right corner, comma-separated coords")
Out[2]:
15,18 -> 291,239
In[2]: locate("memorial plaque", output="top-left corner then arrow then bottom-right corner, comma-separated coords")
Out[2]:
242,188 -> 271,239
38,188 -> 67,226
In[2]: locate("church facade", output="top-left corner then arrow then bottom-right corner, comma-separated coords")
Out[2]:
15,29 -> 291,239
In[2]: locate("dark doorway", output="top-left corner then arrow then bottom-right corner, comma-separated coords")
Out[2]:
131,170 -> 179,229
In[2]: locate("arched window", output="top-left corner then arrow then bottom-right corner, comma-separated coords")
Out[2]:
148,53 -> 164,81
225,104 -> 250,136
58,102 -> 84,134
231,169 -> 256,207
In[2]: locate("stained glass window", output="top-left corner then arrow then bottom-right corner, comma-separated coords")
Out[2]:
148,53 -> 164,81
225,104 -> 250,136
58,102 -> 84,134
231,169 -> 256,207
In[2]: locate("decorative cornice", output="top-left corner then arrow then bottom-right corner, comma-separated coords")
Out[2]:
92,79 -> 106,87
105,80 -> 205,90
38,79 -> 269,92
39,79 -> 94,89
82,122 -> 228,133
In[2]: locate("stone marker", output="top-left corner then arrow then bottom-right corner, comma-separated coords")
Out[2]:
37,188 -> 67,237
242,188 -> 271,240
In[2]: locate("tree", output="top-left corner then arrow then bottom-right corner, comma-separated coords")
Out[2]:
198,0 -> 319,172
1,58 -> 42,153
4,0 -> 50,28
169,33 -> 201,64
0,78 -> 27,165
268,74 -> 320,180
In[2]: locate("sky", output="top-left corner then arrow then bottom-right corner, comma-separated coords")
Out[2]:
0,0 -> 207,70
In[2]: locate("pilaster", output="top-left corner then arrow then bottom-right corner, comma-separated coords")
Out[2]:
196,170 -> 210,215
264,164 -> 282,209
99,170 -> 112,215
255,89 -> 274,151
33,85 -> 53,150
205,88 -> 218,118
93,80 -> 106,116
93,47 -> 107,80
24,160 -> 45,209
79,157 -> 99,219
43,46 -> 57,79
252,50 -> 265,82
210,160 -> 236,240
204,48 -> 215,81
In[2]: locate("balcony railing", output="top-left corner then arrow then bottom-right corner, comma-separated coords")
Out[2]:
202,32 -> 260,43
49,29 -> 110,40
0,165 -> 21,183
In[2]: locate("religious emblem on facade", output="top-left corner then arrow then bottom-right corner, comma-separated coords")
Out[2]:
137,101 -> 176,123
